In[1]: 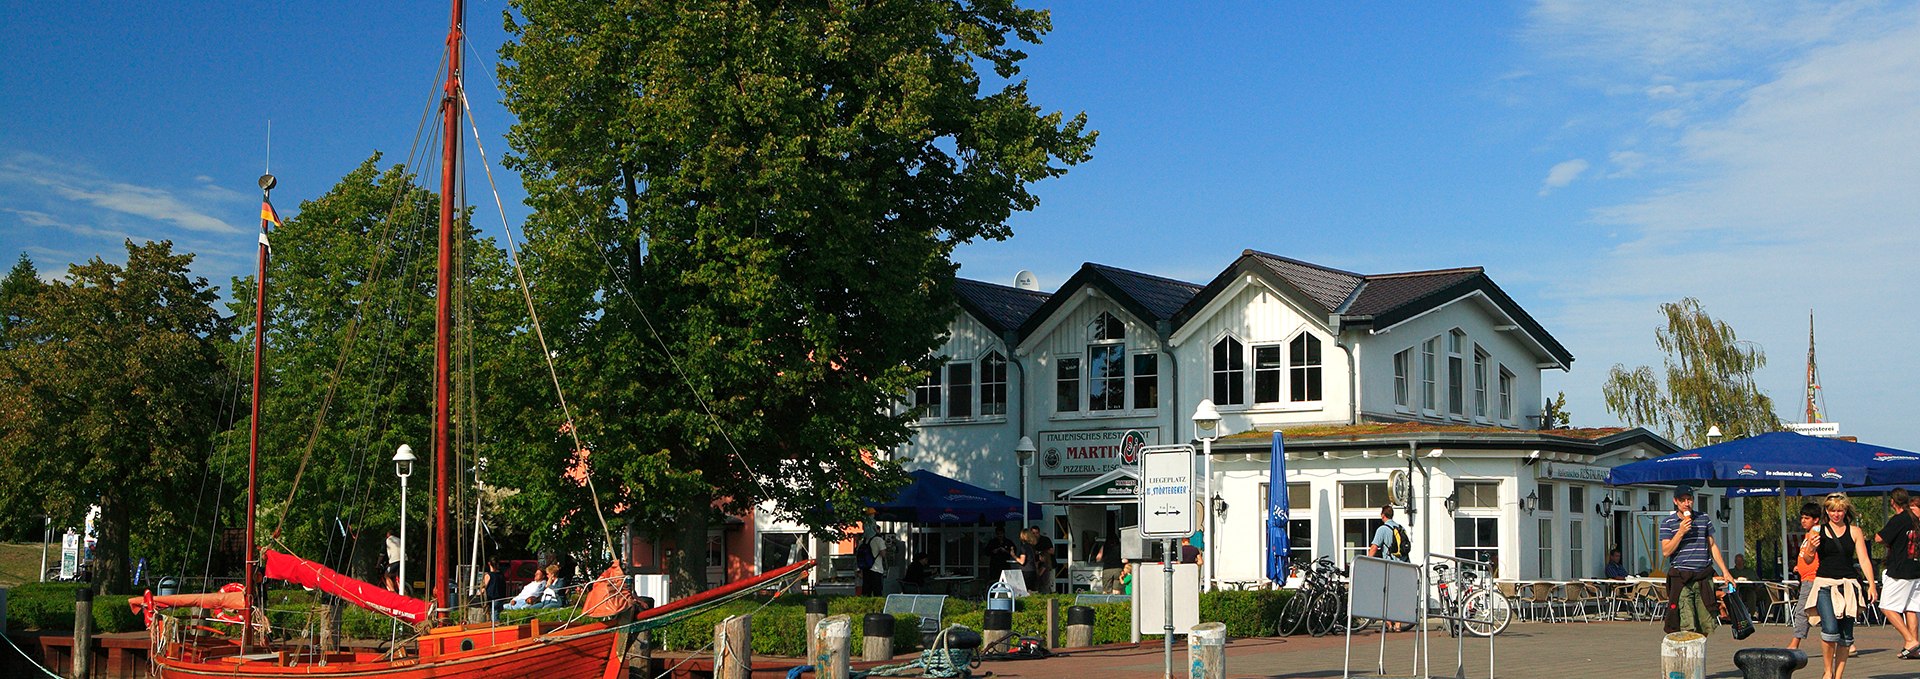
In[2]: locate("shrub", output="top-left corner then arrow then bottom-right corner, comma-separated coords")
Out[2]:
648,597 -> 923,657
3,584 -> 142,632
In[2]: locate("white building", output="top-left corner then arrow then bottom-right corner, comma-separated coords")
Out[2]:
762,250 -> 1736,586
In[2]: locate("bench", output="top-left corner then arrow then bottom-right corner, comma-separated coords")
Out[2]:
1075,593 -> 1130,606
884,594 -> 947,641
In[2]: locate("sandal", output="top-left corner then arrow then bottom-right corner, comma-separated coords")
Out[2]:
1903,645 -> 1920,659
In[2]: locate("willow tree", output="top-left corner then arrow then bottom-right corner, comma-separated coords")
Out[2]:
1602,297 -> 1782,447
498,0 -> 1095,588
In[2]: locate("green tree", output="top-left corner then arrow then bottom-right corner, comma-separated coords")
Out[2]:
0,241 -> 231,593
0,253 -> 42,347
497,0 -> 1095,588
1601,298 -> 1782,448
1541,391 -> 1571,429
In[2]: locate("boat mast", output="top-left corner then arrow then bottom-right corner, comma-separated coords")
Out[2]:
433,0 -> 464,621
1805,310 -> 1822,424
242,172 -> 276,652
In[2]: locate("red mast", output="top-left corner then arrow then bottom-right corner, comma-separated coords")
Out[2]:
241,173 -> 276,652
433,0 -> 464,620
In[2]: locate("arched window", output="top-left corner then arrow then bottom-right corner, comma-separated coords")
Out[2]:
1088,312 -> 1125,342
1289,334 -> 1322,402
1211,336 -> 1245,406
981,351 -> 1008,416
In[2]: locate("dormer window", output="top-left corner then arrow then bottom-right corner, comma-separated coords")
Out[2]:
1290,333 -> 1322,402
1058,312 -> 1158,414
1211,335 -> 1246,406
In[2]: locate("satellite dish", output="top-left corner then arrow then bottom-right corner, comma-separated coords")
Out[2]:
1013,270 -> 1040,291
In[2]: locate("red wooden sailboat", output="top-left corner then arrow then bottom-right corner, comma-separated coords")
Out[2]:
137,1 -> 816,676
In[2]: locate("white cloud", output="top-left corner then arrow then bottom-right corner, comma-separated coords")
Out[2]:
2,208 -> 139,243
1607,151 -> 1647,177
0,154 -> 239,234
1539,159 -> 1590,195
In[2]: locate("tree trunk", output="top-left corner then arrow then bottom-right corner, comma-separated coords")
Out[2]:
669,504 -> 709,598
94,495 -> 132,594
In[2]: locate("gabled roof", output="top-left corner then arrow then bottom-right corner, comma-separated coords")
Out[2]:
953,278 -> 1050,335
1016,263 -> 1203,338
1175,250 -> 1574,368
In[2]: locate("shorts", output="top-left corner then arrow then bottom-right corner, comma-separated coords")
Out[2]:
385,562 -> 400,576
1883,575 -> 1920,614
1792,581 -> 1814,639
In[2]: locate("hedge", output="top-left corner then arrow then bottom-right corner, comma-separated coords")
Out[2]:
4,582 -> 142,633
651,597 -> 921,657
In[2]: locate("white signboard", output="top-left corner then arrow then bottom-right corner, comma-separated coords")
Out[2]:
1536,461 -> 1610,483
1132,562 -> 1201,635
1037,428 -> 1157,478
1139,444 -> 1195,539
1348,555 -> 1421,624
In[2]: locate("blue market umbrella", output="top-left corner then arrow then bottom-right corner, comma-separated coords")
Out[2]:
871,469 -> 1041,524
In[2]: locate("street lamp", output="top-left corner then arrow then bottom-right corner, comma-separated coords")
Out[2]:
1192,399 -> 1222,592
1598,493 -> 1615,516
1015,436 -> 1036,528
394,444 -> 415,596
1706,425 -> 1723,446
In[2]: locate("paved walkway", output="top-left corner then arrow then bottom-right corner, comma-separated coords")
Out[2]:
973,621 -> 1920,678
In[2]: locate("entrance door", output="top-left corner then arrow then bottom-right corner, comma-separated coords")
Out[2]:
706,529 -> 726,586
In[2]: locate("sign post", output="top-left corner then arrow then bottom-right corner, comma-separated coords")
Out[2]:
1140,444 -> 1195,679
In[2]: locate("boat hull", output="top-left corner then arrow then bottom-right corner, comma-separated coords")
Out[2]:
152,620 -> 621,679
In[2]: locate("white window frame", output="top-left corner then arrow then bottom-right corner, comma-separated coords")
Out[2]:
1211,334 -> 1247,407
1498,365 -> 1514,424
1054,312 -> 1162,418
1252,342 -> 1286,404
1055,356 -> 1080,414
1472,345 -> 1489,421
1339,480 -> 1390,567
1447,329 -> 1466,418
1131,352 -> 1160,411
980,351 -> 1008,417
1288,332 -> 1323,404
1421,337 -> 1439,415
1393,348 -> 1411,410
1538,517 -> 1555,579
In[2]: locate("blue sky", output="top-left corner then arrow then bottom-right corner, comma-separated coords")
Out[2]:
5,2 -> 1918,447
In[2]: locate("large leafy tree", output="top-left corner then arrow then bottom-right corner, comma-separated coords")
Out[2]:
0,241 -> 231,593
497,0 -> 1095,586
1602,297 -> 1782,448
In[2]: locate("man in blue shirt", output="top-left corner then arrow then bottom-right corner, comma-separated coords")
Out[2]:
1605,549 -> 1630,579
1660,486 -> 1735,634
1368,506 -> 1411,562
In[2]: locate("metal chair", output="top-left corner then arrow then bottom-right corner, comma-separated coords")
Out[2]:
1762,582 -> 1798,625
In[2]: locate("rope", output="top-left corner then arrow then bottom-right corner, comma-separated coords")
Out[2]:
0,633 -> 63,678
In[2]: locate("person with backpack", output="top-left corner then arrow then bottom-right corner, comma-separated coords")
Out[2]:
857,529 -> 888,596
1367,505 -> 1412,562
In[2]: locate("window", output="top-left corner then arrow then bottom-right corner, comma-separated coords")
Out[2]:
1089,312 -> 1125,342
946,363 -> 974,418
1570,519 -> 1585,578
1393,349 -> 1411,408
1087,344 -> 1126,411
1253,345 -> 1283,403
1343,517 -> 1384,565
981,352 -> 1008,416
1212,336 -> 1245,406
1132,354 -> 1159,410
1342,481 -> 1390,509
1447,330 -> 1465,416
1498,366 -> 1514,421
1537,482 -> 1556,512
1538,518 -> 1554,578
1262,483 -> 1315,571
1569,486 -> 1586,515
1421,337 -> 1438,411
915,369 -> 943,417
1472,346 -> 1489,418
1055,358 -> 1080,413
1340,481 -> 1390,566
1290,334 -> 1323,402
758,532 -> 808,574
1455,517 -> 1499,572
1455,481 -> 1499,509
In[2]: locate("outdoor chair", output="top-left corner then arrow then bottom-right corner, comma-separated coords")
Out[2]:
1495,582 -> 1526,622
1643,583 -> 1670,626
883,594 -> 948,642
1762,583 -> 1797,625
1074,593 -> 1130,606
1525,582 -> 1559,623
1603,582 -> 1639,620
1550,583 -> 1595,622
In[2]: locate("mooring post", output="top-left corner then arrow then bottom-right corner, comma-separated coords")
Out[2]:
1189,622 -> 1226,679
319,604 -> 336,655
1045,598 -> 1060,648
815,614 -> 852,679
982,608 -> 1013,653
1066,605 -> 1095,648
862,613 -> 894,661
1733,648 -> 1807,679
806,598 -> 829,662
715,614 -> 752,679
73,586 -> 94,679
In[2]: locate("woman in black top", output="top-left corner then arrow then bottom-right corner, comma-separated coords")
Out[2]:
1805,493 -> 1876,679
481,558 -> 509,622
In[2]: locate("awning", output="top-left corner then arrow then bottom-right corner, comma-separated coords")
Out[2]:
870,469 -> 1039,524
1048,467 -> 1140,504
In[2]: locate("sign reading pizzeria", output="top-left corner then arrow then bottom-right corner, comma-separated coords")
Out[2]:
1037,428 -> 1158,478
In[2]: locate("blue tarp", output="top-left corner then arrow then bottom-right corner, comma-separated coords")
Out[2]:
870,469 -> 1041,524
1605,431 -> 1920,489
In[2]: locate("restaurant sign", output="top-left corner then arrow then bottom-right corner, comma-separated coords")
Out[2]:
1037,428 -> 1158,478
1536,461 -> 1610,484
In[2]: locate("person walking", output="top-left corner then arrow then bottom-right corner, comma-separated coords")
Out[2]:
1661,486 -> 1736,635
384,529 -> 404,593
1788,502 -> 1822,652
1805,492 -> 1877,679
859,530 -> 889,596
1367,506 -> 1412,562
1875,488 -> 1920,658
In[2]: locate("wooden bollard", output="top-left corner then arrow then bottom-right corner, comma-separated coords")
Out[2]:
319,605 -> 336,654
814,614 -> 851,679
862,613 -> 894,661
73,586 -> 93,679
1188,622 -> 1227,679
982,608 -> 1012,654
634,596 -> 656,673
715,614 -> 752,679
805,598 -> 829,663
1045,598 -> 1059,648
1065,605 -> 1095,648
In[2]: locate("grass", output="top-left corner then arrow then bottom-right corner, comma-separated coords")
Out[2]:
0,541 -> 52,588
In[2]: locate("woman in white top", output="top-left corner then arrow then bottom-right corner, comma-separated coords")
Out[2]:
503,569 -> 549,610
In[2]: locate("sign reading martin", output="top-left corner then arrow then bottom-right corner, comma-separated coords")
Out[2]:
1037,428 -> 1158,478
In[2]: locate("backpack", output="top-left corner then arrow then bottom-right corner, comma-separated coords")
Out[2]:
856,535 -> 877,570
1388,524 -> 1412,561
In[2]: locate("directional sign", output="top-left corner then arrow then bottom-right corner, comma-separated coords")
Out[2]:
1139,444 -> 1196,538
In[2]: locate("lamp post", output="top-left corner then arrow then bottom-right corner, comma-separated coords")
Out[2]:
1706,425 -> 1723,446
1192,399 -> 1222,592
39,515 -> 50,582
394,444 -> 416,596
1015,437 -> 1036,528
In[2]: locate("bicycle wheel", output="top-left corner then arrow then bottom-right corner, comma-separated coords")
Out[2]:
1278,589 -> 1312,637
1307,592 -> 1343,637
1461,588 -> 1513,637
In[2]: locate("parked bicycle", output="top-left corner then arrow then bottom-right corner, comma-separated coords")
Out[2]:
1277,557 -> 1373,637
1430,563 -> 1511,637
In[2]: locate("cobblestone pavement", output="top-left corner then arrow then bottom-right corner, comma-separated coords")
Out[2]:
974,621 -> 1920,679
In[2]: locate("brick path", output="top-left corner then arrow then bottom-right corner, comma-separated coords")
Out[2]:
973,621 -> 1920,679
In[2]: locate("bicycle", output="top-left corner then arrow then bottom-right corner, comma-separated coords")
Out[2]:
1430,563 -> 1512,637
1278,557 -> 1374,637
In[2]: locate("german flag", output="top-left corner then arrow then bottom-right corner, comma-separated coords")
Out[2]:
260,201 -> 282,227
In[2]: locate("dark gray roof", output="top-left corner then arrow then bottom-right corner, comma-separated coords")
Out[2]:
1245,251 -> 1364,312
1344,267 -> 1482,316
1016,263 -> 1202,339
953,278 -> 1050,334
